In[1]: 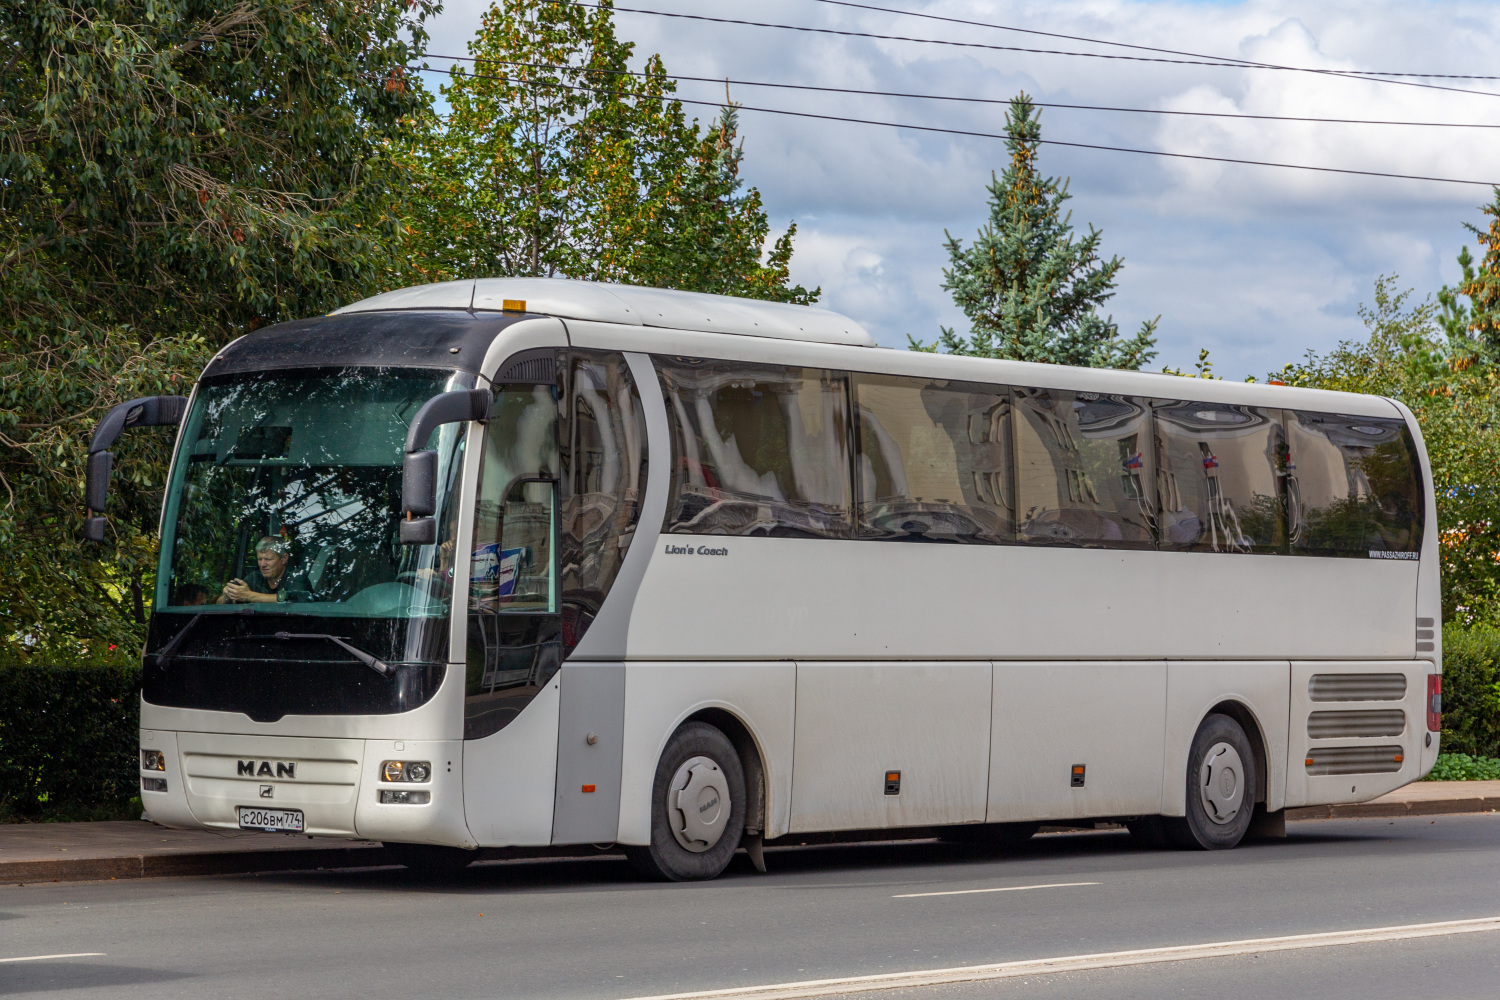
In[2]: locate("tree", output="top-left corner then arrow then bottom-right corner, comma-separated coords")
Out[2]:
1438,188 -> 1500,361
910,94 -> 1157,368
1,1 -> 434,658
401,0 -> 815,302
1277,276 -> 1500,623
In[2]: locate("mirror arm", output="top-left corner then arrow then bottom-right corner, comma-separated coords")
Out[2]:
84,395 -> 189,543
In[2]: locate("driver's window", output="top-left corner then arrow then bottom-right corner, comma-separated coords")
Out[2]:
465,381 -> 562,740
469,384 -> 559,611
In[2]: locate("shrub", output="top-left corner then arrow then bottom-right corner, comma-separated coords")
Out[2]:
1425,753 -> 1500,781
0,664 -> 141,820
1440,623 -> 1500,759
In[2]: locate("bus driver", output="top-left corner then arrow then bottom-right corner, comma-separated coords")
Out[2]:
220,536 -> 310,604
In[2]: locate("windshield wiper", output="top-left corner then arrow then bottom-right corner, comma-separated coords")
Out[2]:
272,632 -> 393,677
155,613 -> 204,669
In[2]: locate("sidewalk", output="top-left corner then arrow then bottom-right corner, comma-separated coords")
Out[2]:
3,781 -> 1497,885
1286,779 -> 1500,820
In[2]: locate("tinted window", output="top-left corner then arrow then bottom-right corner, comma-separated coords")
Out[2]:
658,358 -> 851,538
1014,389 -> 1156,548
853,374 -> 1014,542
560,352 -> 648,639
1154,402 -> 1286,553
1285,411 -> 1423,556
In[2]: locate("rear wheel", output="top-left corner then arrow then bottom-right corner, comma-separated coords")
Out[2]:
1178,713 -> 1257,850
625,722 -> 746,881
383,842 -> 476,874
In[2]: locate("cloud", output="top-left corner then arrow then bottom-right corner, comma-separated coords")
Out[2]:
421,0 -> 1500,378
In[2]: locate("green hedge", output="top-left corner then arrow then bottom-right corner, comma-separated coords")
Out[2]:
0,665 -> 141,819
1439,623 -> 1500,760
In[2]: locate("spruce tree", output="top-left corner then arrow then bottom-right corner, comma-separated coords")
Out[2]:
912,94 -> 1157,369
1438,189 -> 1500,361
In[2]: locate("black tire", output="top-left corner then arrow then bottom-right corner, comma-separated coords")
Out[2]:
1178,713 -> 1257,850
383,842 -> 477,874
941,822 -> 1040,849
625,722 -> 746,882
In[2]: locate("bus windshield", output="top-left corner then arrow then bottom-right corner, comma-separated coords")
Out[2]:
157,367 -> 467,621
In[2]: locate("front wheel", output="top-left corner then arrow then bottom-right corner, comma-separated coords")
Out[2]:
1179,713 -> 1257,850
625,722 -> 746,881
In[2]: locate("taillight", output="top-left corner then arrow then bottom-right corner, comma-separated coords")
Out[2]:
1427,674 -> 1442,732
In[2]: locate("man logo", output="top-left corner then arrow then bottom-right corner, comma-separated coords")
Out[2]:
259,785 -> 274,799
238,760 -> 297,779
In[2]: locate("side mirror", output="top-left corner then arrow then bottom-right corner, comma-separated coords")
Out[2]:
400,388 -> 492,545
84,395 -> 189,543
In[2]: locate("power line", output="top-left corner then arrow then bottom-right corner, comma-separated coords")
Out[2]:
420,54 -> 1500,130
559,2 -> 1500,101
409,66 -> 1500,187
803,0 -> 1500,81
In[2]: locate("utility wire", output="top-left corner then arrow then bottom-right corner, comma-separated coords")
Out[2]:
559,2 -> 1500,100
420,54 -> 1500,130
804,0 -> 1500,81
408,66 -> 1500,187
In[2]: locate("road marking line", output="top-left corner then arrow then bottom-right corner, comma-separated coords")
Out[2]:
893,881 -> 1099,898
619,915 -> 1500,1000
0,953 -> 105,964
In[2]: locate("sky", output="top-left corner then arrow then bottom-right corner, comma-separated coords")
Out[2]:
417,0 -> 1500,380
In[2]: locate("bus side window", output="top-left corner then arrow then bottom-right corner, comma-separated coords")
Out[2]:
559,352 -> 648,646
1153,401 -> 1287,554
657,358 -> 852,539
1014,388 -> 1156,549
1284,411 -> 1423,556
852,374 -> 1015,543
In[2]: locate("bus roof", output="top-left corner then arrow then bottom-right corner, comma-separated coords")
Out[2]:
333,278 -> 877,348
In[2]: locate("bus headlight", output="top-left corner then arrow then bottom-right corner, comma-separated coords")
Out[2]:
381,760 -> 431,782
141,749 -> 166,771
378,789 -> 430,804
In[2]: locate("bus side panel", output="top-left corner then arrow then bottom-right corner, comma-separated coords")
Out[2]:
790,662 -> 991,833
463,676 -> 561,847
986,661 -> 1166,823
1283,660 -> 1430,809
624,540 -> 1418,662
616,662 -> 796,845
1161,661 -> 1291,817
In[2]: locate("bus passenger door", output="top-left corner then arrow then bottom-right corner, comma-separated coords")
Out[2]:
987,661 -> 1167,823
790,661 -> 992,833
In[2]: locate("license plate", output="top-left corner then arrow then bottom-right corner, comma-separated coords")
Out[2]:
237,806 -> 305,833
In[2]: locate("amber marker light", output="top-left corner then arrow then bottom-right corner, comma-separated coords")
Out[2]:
502,299 -> 526,312
582,784 -> 596,793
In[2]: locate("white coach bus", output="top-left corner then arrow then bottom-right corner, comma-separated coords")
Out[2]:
85,279 -> 1441,879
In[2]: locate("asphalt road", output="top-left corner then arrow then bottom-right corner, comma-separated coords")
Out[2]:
4,815 -> 1500,1000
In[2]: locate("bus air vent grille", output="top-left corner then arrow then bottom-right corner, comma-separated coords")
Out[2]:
1309,673 -> 1407,702
1305,745 -> 1404,775
497,355 -> 555,385
1307,709 -> 1406,739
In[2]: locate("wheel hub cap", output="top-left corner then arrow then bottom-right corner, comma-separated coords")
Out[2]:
1199,741 -> 1246,825
669,756 -> 730,853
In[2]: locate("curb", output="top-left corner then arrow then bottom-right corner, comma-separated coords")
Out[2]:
1288,795 -> 1500,821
